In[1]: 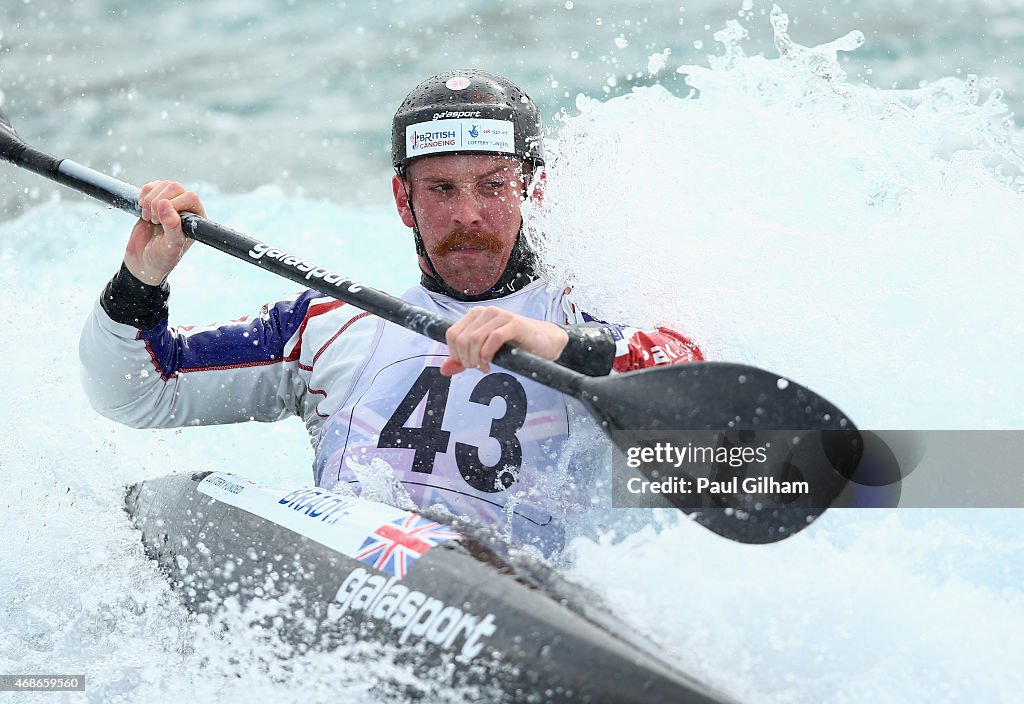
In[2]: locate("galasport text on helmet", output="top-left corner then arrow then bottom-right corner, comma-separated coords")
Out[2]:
392,70 -> 544,172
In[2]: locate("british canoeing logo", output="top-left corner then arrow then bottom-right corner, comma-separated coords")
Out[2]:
411,128 -> 457,152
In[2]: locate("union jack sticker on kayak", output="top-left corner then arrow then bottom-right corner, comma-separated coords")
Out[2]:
355,515 -> 462,578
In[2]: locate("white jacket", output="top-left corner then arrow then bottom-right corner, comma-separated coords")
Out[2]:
80,277 -> 702,552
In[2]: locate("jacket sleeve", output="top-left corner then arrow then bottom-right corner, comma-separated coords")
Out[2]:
559,294 -> 704,375
604,323 -> 704,372
79,278 -> 322,429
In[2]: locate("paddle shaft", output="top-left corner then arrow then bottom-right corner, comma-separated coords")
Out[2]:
0,125 -> 586,397
3,109 -> 866,544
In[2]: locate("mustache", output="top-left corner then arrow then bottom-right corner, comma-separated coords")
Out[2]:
432,229 -> 505,255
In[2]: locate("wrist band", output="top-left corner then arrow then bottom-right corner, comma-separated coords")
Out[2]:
556,324 -> 616,376
100,262 -> 170,330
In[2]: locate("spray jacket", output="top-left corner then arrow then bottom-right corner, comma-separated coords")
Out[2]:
80,270 -> 702,552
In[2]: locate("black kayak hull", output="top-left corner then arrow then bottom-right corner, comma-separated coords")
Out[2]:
124,471 -> 736,703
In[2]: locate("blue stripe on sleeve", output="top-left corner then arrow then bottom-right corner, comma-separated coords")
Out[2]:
139,290 -> 323,377
580,310 -> 625,341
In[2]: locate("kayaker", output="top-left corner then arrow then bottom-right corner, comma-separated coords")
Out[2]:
80,70 -> 703,554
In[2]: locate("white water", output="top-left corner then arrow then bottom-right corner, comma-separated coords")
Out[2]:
2,4 -> 1023,703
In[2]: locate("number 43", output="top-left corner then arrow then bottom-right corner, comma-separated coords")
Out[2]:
377,366 -> 528,493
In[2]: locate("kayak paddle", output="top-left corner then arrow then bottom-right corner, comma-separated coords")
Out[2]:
0,107 -> 862,544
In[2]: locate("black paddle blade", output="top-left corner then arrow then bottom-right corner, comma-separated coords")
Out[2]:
579,362 -> 863,544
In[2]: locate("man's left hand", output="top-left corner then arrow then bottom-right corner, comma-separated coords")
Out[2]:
441,307 -> 569,376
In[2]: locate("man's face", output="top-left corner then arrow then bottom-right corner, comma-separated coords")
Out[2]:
392,154 -> 527,296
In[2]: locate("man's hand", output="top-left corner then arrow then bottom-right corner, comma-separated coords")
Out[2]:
441,306 -> 569,376
124,180 -> 207,286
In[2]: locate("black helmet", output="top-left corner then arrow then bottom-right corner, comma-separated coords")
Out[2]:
392,70 -> 544,171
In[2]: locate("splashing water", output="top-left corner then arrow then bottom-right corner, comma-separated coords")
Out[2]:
527,6 -> 1024,430
2,5 -> 1023,703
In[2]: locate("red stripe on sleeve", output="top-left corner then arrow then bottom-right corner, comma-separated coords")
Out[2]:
612,327 -> 704,373
285,300 -> 346,362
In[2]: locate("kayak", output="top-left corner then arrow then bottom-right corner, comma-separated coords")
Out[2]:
124,471 -> 736,704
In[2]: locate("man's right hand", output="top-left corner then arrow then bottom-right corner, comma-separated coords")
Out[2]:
124,180 -> 207,285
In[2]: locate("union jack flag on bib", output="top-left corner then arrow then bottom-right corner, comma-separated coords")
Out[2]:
355,514 -> 462,578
